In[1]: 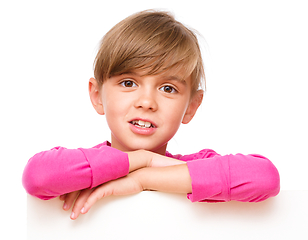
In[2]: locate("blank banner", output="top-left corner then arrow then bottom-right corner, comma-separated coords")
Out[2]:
27,190 -> 308,239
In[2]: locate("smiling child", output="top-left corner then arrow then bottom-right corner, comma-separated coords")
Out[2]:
22,10 -> 280,220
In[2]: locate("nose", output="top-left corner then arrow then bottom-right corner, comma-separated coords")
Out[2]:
134,90 -> 158,111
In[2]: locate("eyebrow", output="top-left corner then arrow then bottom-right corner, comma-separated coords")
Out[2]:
162,75 -> 187,84
120,71 -> 187,85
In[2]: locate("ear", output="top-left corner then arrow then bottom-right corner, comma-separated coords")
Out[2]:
89,78 -> 105,115
182,90 -> 203,124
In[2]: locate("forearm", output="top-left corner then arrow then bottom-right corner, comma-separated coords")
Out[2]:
127,150 -> 185,172
23,145 -> 129,200
135,164 -> 192,194
68,156 -> 191,219
185,154 -> 280,202
127,150 -> 151,172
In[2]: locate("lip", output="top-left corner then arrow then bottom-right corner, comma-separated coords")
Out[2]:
128,118 -> 157,135
128,118 -> 157,128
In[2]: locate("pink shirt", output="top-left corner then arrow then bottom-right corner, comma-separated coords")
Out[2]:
22,141 -> 280,202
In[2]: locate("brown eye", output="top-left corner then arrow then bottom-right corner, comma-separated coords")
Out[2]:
160,85 -> 177,93
120,80 -> 137,88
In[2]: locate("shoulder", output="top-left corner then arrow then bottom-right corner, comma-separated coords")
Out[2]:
91,141 -> 110,149
166,148 -> 220,161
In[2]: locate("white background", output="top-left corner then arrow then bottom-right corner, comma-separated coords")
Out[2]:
1,0 -> 307,239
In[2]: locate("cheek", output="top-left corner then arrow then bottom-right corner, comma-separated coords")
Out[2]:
105,102 -> 125,124
103,92 -> 128,116
162,104 -> 188,135
165,100 -> 189,123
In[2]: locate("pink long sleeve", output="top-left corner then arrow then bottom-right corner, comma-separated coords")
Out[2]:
22,142 -> 129,200
167,149 -> 280,202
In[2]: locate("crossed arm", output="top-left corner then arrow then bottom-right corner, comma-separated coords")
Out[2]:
60,150 -> 192,220
23,145 -> 280,220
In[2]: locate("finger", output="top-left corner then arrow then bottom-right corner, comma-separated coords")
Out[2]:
70,189 -> 93,220
82,185 -> 112,213
63,191 -> 80,211
59,194 -> 67,201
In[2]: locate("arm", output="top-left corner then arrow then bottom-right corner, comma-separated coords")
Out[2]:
22,144 -> 185,200
137,164 -> 192,193
185,153 -> 280,202
66,151 -> 280,219
22,146 -> 96,200
129,153 -> 280,202
134,150 -> 280,202
68,164 -> 191,220
67,152 -> 189,220
22,144 -> 142,200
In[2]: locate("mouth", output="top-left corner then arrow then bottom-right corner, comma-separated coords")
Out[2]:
129,120 -> 156,128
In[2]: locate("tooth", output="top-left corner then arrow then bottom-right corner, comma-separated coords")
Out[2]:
131,120 -> 152,128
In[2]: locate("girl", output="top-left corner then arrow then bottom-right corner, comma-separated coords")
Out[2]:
22,10 -> 280,220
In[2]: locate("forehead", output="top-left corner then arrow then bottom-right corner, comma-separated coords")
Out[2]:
120,68 -> 191,85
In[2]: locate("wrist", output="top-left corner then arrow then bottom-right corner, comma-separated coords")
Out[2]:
129,168 -> 146,191
126,150 -> 152,172
133,165 -> 192,194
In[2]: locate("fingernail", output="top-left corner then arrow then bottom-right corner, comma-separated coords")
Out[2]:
81,207 -> 85,214
70,212 -> 75,219
63,203 -> 67,210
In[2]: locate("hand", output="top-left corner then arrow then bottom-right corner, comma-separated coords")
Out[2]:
68,171 -> 143,220
61,151 -> 186,220
60,189 -> 93,219
60,190 -> 82,211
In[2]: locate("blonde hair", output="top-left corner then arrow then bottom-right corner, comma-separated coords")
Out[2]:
94,10 -> 205,95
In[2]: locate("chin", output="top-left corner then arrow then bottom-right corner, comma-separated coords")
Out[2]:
130,142 -> 167,154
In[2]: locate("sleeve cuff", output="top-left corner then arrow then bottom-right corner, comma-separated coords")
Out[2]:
186,155 -> 231,202
79,146 -> 129,188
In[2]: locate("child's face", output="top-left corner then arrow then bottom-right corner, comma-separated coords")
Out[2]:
90,69 -> 202,155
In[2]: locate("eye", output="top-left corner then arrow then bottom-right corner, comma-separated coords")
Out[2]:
159,85 -> 177,94
120,80 -> 137,88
